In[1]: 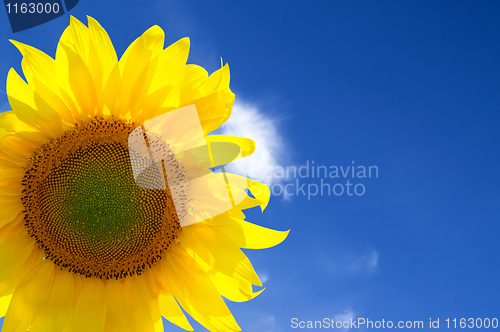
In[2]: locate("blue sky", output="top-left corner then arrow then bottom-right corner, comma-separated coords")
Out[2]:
2,1 -> 500,331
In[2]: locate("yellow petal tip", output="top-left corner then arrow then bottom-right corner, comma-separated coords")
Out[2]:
9,40 -> 26,55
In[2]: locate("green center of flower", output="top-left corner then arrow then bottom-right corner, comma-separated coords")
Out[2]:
44,143 -> 165,260
22,118 -> 182,279
59,146 -> 141,245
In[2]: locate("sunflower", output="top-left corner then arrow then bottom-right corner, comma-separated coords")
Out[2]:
0,16 -> 288,332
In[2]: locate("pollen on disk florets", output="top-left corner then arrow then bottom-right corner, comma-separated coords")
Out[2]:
21,117 -> 185,279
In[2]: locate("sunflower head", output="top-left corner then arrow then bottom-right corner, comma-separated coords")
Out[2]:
0,16 -> 288,332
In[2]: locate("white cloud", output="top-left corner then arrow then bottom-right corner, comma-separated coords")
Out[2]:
335,309 -> 355,322
319,249 -> 379,276
334,309 -> 356,331
218,101 -> 288,186
349,250 -> 379,273
259,272 -> 269,284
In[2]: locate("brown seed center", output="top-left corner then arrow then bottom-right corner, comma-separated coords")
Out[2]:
21,117 -> 183,279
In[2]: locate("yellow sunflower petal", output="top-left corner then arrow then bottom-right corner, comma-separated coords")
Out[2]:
210,273 -> 264,303
149,37 -> 190,93
207,134 -> 255,158
0,201 -> 22,220
30,268 -> 75,331
117,25 -> 164,119
164,64 -> 208,108
0,219 -> 24,245
180,226 -> 262,287
85,16 -> 118,115
199,63 -> 230,95
55,42 -> 97,121
0,234 -> 34,283
0,247 -> 43,298
158,294 -> 194,331
70,278 -> 107,332
6,68 -> 63,137
186,64 -> 234,134
87,16 -> 118,85
104,280 -> 136,332
247,179 -> 271,211
8,40 -> 76,126
0,294 -> 13,317
102,63 -> 121,117
0,111 -> 37,141
154,319 -> 166,332
127,54 -> 161,121
207,214 -> 289,249
125,276 -> 156,332
0,190 -> 21,205
130,37 -> 191,124
63,16 -> 91,61
9,40 -> 55,90
0,132 -> 50,165
2,262 -> 55,332
164,247 -> 241,331
119,25 -> 164,69
0,166 -> 24,187
62,274 -> 85,332
181,243 -> 264,302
